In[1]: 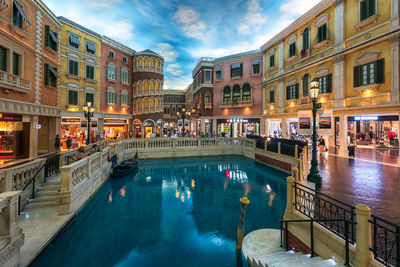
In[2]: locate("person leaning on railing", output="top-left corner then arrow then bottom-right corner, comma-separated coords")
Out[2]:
76,147 -> 85,161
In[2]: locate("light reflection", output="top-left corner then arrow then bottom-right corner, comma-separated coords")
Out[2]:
146,176 -> 151,182
175,189 -> 180,199
268,192 -> 276,207
187,189 -> 191,199
191,179 -> 195,189
180,193 -> 185,202
108,192 -> 113,202
264,184 -> 272,193
119,186 -> 126,197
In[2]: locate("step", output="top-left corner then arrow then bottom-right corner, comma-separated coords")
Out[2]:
311,259 -> 345,266
28,196 -> 56,204
44,181 -> 60,186
267,253 -> 311,266
23,201 -> 57,210
252,251 -> 291,264
36,190 -> 59,197
39,184 -> 60,192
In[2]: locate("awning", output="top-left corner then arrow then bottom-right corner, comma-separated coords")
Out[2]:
252,59 -> 260,65
86,42 -> 96,52
69,34 -> 80,46
49,30 -> 57,43
231,63 -> 241,68
215,66 -> 222,72
1,0 -> 8,7
49,66 -> 60,78
14,1 -> 31,26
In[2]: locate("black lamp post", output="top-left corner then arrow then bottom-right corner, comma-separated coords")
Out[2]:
177,108 -> 191,137
83,102 -> 95,145
307,78 -> 322,185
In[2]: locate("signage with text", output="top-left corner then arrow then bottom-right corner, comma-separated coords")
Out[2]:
104,119 -> 128,124
355,116 -> 378,121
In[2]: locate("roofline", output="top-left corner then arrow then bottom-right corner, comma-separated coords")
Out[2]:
35,0 -> 61,28
135,50 -> 164,59
102,36 -> 135,55
58,16 -> 102,39
214,49 -> 261,62
260,0 -> 335,51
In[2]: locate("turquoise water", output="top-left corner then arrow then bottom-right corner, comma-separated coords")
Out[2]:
33,156 -> 287,267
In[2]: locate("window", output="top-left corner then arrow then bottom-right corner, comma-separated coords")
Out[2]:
223,86 -> 231,102
302,74 -> 309,97
215,66 -> 222,80
0,47 -> 6,71
205,93 -> 211,103
86,65 -> 94,80
231,63 -> 242,78
318,74 -> 332,94
45,25 -> 58,51
108,50 -> 115,58
353,59 -> 384,87
86,41 -> 96,55
105,90 -> 116,105
68,90 -> 78,105
252,59 -> 260,75
232,84 -> 241,102
120,92 -> 129,106
13,53 -> 19,76
302,28 -> 310,50
44,63 -> 58,88
269,90 -> 275,103
13,2 -> 23,29
360,0 -> 376,21
122,56 -> 128,64
289,43 -> 296,58
242,83 -> 251,101
85,92 -> 94,105
317,24 -> 328,43
269,54 -> 275,68
286,84 -> 299,100
205,70 -> 211,81
68,60 -> 79,76
120,69 -> 129,84
106,65 -> 116,80
68,33 -> 80,49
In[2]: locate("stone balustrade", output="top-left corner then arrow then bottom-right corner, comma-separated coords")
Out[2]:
0,191 -> 24,267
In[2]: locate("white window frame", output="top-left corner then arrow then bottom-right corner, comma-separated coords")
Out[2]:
85,64 -> 95,80
68,59 -> 79,76
122,56 -> 128,64
107,64 -> 116,80
204,69 -> 212,82
67,89 -> 79,106
108,50 -> 115,59
68,32 -> 81,49
359,0 -> 378,22
85,40 -> 96,55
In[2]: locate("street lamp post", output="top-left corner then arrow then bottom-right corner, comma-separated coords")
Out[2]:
83,102 -> 95,145
177,108 -> 191,137
307,78 -> 322,185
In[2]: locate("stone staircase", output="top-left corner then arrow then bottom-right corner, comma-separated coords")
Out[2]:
23,175 -> 60,210
247,250 -> 345,267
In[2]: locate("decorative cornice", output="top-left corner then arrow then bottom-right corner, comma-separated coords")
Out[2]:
102,36 -> 135,55
32,0 -> 61,28
0,98 -> 60,116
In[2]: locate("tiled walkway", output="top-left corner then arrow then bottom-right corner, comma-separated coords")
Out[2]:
315,149 -> 400,225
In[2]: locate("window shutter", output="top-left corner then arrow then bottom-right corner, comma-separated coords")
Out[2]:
105,65 -> 108,78
105,91 -> 108,105
68,91 -> 73,105
230,66 -> 233,78
45,25 -> 50,47
295,84 -> 299,99
119,93 -> 121,105
240,63 -> 243,77
327,74 -> 332,93
286,86 -> 290,100
376,58 -> 384,83
353,66 -> 360,87
360,0 -> 367,20
44,63 -> 49,86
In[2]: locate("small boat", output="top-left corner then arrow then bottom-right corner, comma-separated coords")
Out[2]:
112,160 -> 137,178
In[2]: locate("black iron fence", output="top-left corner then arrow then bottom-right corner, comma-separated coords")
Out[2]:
369,215 -> 400,267
43,153 -> 60,181
294,182 -> 356,244
246,136 -> 307,158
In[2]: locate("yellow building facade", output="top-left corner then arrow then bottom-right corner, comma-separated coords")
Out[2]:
262,0 -> 400,158
58,17 -> 102,149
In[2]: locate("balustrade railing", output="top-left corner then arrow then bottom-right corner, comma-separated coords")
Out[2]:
0,70 -> 32,92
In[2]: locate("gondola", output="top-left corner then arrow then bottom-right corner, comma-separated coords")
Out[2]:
111,160 -> 137,178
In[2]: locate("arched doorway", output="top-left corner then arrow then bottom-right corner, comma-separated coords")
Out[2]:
143,119 -> 155,138
156,119 -> 163,137
133,119 -> 142,138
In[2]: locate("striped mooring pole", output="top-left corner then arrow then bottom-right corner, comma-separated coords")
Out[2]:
236,193 -> 250,253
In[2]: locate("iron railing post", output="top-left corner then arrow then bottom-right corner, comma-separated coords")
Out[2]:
351,207 -> 355,243
373,216 -> 377,259
18,195 -> 21,215
310,221 -> 314,257
285,221 -> 288,251
345,220 -> 350,266
32,176 -> 35,199
396,226 -> 400,267
280,217 -> 283,248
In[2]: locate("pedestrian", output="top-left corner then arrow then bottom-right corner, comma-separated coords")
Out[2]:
54,134 -> 61,152
76,146 -> 85,160
318,137 -> 325,154
66,136 -> 72,151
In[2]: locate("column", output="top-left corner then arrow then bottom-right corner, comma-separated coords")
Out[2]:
281,118 -> 287,139
233,123 -> 238,138
200,118 -> 206,134
98,118 -> 104,139
391,0 -> 400,28
260,118 -> 266,136
278,78 -> 284,113
29,115 -> 39,158
212,119 -> 217,137
338,114 -> 349,157
334,54 -> 346,108
390,33 -> 400,104
398,117 -> 400,167
278,40 -> 284,74
333,0 -> 345,52
48,117 -> 57,153
355,205 -> 372,267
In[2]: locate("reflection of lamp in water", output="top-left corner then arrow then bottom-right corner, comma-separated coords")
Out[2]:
108,192 -> 113,202
176,177 -> 192,202
119,186 -> 126,197
146,176 -> 151,182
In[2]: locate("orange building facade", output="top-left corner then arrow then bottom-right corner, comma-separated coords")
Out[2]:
0,0 -> 61,163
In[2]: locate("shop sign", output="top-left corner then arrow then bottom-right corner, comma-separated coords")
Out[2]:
355,116 -> 378,121
62,118 -> 81,124
104,119 -> 127,124
318,109 -> 333,136
0,114 -> 22,122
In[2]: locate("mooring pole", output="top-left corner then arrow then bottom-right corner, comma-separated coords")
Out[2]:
236,193 -> 250,251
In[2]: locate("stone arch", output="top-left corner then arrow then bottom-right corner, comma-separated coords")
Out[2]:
143,97 -> 149,111
144,80 -> 149,90
138,81 -> 143,90
138,57 -> 143,67
156,80 -> 160,89
150,79 -> 155,89
156,59 -> 160,68
150,97 -> 155,111
144,57 -> 149,67
138,99 -> 143,112
150,57 -> 155,67
156,96 -> 161,107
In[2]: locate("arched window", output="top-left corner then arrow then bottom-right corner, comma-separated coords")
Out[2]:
302,74 -> 309,97
302,27 -> 310,50
205,92 -> 211,103
223,86 -> 231,103
143,98 -> 149,110
144,80 -> 149,90
138,99 -> 143,112
232,84 -> 241,102
150,80 -> 155,89
242,83 -> 251,101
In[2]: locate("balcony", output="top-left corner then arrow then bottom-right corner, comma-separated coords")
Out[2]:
133,65 -> 163,74
205,103 -> 212,109
219,100 -> 252,108
0,70 -> 32,93
300,49 -> 310,60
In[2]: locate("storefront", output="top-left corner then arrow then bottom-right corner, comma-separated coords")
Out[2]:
61,117 -> 98,149
340,115 -> 399,147
0,114 -> 28,164
104,119 -> 128,140
133,120 -> 142,138
144,120 -> 154,138
217,118 -> 260,137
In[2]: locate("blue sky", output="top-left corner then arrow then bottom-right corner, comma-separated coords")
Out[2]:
45,0 -> 321,89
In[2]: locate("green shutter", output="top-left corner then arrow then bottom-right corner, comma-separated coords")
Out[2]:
119,93 -> 121,105
12,54 -> 19,76
286,86 -> 289,100
0,47 -> 6,71
115,93 -> 118,105
105,65 -> 108,79
105,91 -> 108,105
295,84 -> 299,99
327,74 -> 332,93
240,63 -> 243,77
44,63 -> 49,86
360,0 -> 367,20
376,58 -> 384,84
353,66 -> 360,87
45,25 -> 50,47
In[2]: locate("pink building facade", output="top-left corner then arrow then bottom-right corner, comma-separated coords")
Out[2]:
212,50 -> 264,137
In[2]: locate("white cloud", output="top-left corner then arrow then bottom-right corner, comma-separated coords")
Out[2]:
237,0 -> 268,35
279,0 -> 321,20
87,0 -> 123,9
166,63 -> 184,76
90,20 -> 135,41
173,6 -> 207,41
164,76 -> 192,90
156,43 -> 179,62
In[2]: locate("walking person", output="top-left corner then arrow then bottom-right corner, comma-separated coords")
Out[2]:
54,134 -> 61,152
66,136 -> 72,151
318,136 -> 326,154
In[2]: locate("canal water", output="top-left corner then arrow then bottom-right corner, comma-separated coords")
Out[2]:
32,155 -> 287,267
